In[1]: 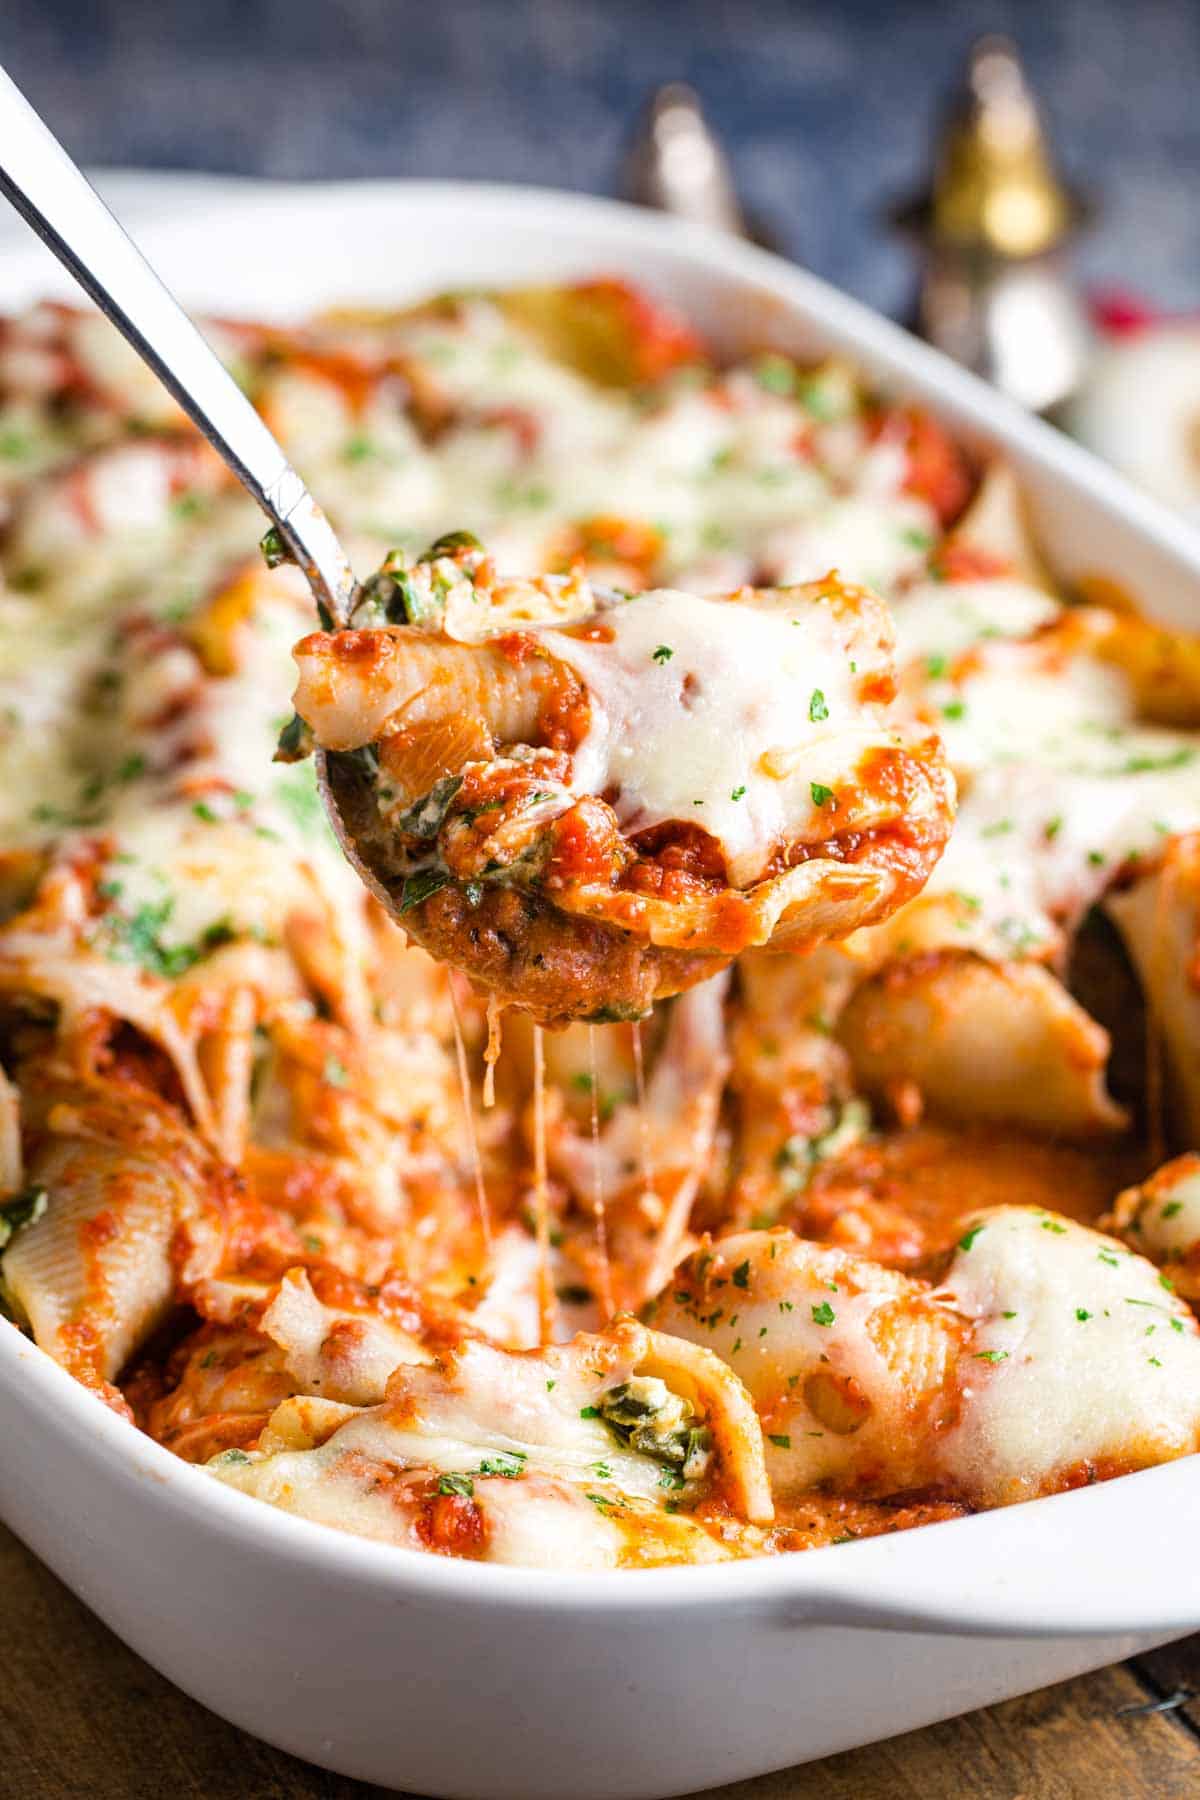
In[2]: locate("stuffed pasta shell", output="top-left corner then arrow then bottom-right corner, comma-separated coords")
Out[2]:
290,538 -> 954,1024
653,1209 -> 1200,1510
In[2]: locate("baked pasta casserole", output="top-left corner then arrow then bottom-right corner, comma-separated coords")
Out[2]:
3,280 -> 1200,1567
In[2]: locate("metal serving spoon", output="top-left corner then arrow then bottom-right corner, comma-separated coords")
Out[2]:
0,63 -> 431,927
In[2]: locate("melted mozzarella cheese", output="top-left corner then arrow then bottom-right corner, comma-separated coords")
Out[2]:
939,1208 -> 1200,1504
654,1214 -> 1200,1512
352,1334 -> 675,1503
650,1230 -> 957,1498
258,1268 -> 429,1405
206,1321 -> 746,1566
0,475 -> 367,971
896,600 -> 1200,951
544,587 -> 892,887
892,576 -> 1060,664
760,492 -> 934,596
210,1433 -> 628,1566
288,299 -> 930,594
1111,1155 -> 1200,1266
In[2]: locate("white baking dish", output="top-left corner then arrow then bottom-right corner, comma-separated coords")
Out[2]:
3,177 -> 1200,1800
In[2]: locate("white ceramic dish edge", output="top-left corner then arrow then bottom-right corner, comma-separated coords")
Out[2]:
1,178 -> 1199,1798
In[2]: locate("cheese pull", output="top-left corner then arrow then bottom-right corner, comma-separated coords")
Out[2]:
292,540 -> 954,1025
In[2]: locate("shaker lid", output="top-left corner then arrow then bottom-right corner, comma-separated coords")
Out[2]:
894,37 -> 1089,258
621,83 -> 748,238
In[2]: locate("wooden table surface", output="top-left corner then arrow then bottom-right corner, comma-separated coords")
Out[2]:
3,1522 -> 1198,1800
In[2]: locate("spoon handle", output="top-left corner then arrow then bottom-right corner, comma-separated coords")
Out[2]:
0,64 -> 356,621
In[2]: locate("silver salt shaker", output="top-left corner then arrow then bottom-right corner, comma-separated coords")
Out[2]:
891,36 -> 1094,415
620,83 -> 762,243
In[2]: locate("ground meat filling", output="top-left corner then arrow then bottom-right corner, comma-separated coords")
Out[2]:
322,744 -> 724,1024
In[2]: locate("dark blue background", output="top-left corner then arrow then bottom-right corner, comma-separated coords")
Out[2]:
6,0 -> 1199,318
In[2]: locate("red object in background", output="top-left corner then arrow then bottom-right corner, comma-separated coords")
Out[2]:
1069,288 -> 1200,515
1089,289 -> 1174,337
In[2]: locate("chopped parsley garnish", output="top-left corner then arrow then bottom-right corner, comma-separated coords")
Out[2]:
796,376 -> 839,419
342,433 -> 377,464
767,1433 -> 792,1449
732,1259 -> 751,1289
579,1405 -> 600,1420
1162,1201 -> 1185,1220
809,688 -> 829,723
958,1224 -> 985,1252
478,1452 -> 526,1479
437,1472 -> 475,1498
1076,1308 -> 1092,1322
272,764 -> 327,838
651,644 -> 674,664
925,653 -> 948,679
730,785 -> 747,802
1116,748 -> 1194,775
754,354 -> 795,397
811,1301 -> 835,1327
941,699 -> 967,722
810,782 -> 837,810
973,1349 -> 1009,1363
103,897 -> 235,980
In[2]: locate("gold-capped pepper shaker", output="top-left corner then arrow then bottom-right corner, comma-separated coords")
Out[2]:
891,36 -> 1094,414
620,83 -> 755,240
